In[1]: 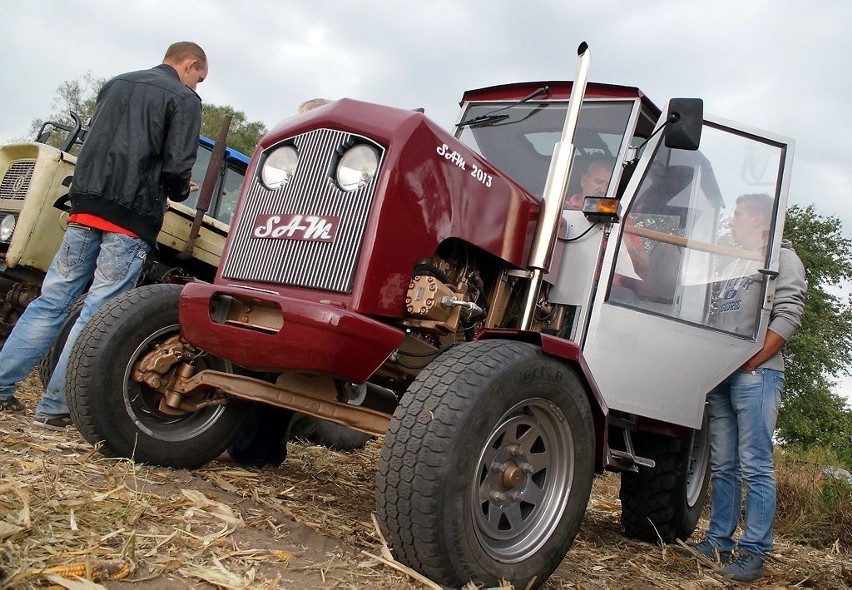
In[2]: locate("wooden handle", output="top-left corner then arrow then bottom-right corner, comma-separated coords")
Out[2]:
624,224 -> 763,261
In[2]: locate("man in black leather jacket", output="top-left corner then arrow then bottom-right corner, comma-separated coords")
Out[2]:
68,44 -> 206,243
0,42 -> 208,428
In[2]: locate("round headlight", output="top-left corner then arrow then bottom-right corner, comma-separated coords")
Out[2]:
0,215 -> 16,242
336,144 -> 380,191
260,145 -> 299,189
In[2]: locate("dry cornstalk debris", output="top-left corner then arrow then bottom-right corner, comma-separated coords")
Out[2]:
1,372 -> 850,589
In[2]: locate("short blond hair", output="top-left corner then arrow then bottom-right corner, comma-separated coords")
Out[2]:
736,193 -> 774,224
298,98 -> 331,114
163,42 -> 207,67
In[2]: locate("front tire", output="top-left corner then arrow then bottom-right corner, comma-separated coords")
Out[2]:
66,284 -> 248,468
376,340 -> 595,589
619,411 -> 710,543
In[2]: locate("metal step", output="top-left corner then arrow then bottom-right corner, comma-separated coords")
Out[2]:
610,449 -> 656,469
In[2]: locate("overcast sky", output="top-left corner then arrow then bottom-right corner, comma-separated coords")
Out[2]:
2,0 -> 851,403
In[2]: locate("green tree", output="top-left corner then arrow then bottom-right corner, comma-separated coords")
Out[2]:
26,75 -> 266,157
26,71 -> 106,153
779,204 -> 852,466
199,104 -> 266,156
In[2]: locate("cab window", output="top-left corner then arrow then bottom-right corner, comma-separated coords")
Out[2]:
186,143 -> 247,225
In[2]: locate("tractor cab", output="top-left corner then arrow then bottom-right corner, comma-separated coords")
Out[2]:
455,81 -> 794,430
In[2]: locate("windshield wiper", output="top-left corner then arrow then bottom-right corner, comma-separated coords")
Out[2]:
456,85 -> 550,128
456,113 -> 510,127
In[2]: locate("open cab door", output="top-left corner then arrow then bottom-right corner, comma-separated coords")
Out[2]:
582,104 -> 795,429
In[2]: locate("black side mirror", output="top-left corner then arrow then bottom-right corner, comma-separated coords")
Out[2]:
664,98 -> 703,151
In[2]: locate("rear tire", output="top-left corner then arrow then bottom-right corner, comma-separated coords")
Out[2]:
288,384 -> 397,451
619,412 -> 710,543
66,284 -> 248,468
287,415 -> 372,451
376,340 -> 595,589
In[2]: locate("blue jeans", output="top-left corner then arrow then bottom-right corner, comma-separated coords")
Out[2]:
705,368 -> 783,558
0,224 -> 148,417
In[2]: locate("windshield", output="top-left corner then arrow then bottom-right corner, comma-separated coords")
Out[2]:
456,100 -> 636,198
185,144 -> 247,225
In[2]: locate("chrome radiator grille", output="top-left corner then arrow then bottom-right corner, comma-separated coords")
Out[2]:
221,129 -> 383,293
0,160 -> 36,200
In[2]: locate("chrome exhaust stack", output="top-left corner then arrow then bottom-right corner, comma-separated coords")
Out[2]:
520,42 -> 591,329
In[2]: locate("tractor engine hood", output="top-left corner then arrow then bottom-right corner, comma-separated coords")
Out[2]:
218,98 -> 541,318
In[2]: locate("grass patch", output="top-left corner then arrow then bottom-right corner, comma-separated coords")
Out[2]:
776,446 -> 852,550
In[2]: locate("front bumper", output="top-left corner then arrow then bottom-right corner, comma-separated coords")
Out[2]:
180,282 -> 404,383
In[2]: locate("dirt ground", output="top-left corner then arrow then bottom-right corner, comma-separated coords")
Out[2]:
2,373 -> 851,589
